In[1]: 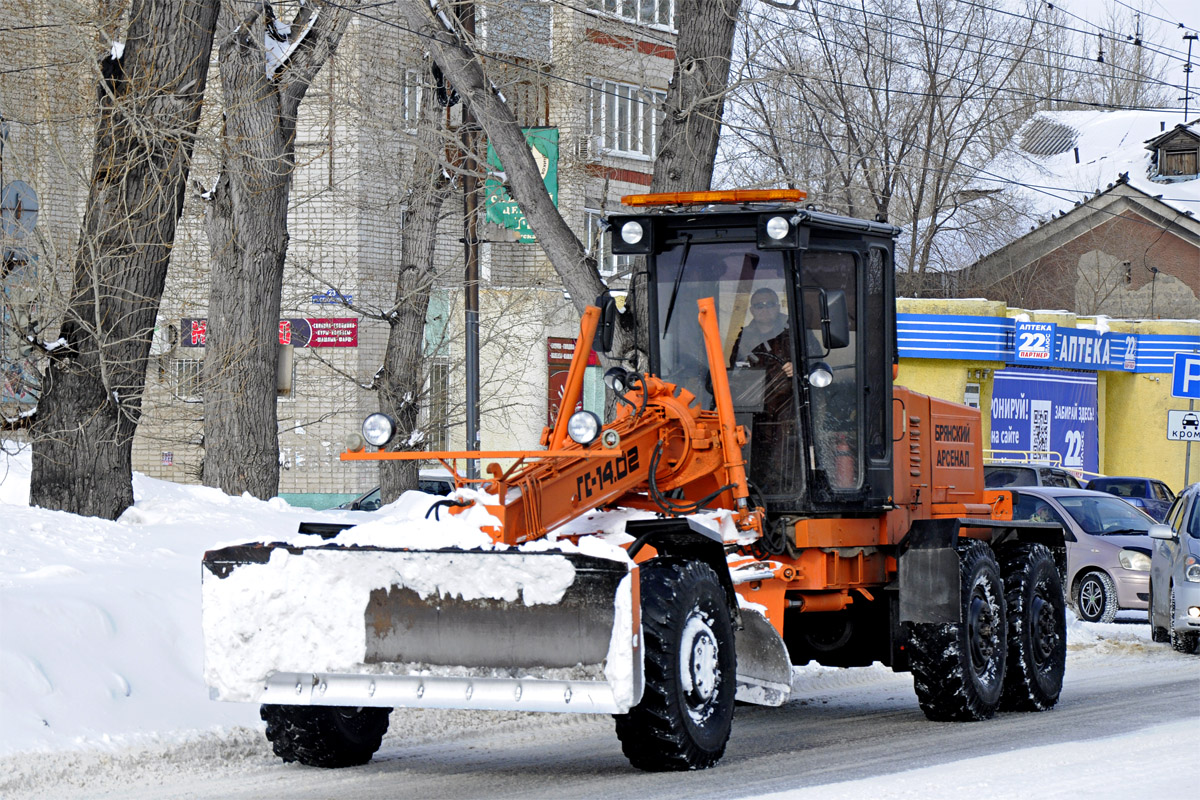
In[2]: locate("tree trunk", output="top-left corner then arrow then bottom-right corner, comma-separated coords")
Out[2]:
378,71 -> 454,504
651,0 -> 741,194
30,0 -> 220,519
202,2 -> 356,499
395,0 -> 625,350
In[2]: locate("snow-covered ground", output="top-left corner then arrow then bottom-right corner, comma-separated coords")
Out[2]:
0,443 -> 1195,799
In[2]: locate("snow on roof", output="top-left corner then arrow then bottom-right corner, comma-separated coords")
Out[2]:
975,109 -> 1200,222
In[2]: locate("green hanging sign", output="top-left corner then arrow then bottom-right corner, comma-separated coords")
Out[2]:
484,127 -> 558,243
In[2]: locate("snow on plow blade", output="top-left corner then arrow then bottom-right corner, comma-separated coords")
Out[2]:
201,543 -> 641,714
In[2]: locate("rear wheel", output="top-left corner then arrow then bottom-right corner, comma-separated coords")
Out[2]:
1170,589 -> 1200,654
1000,544 -> 1066,711
907,541 -> 1007,721
614,558 -> 735,771
1075,570 -> 1119,623
261,704 -> 391,768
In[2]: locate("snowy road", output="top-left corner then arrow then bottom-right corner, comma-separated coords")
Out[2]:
5,633 -> 1195,800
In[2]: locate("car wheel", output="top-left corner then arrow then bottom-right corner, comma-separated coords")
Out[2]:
906,541 -> 1007,721
1000,544 -> 1066,711
1169,588 -> 1200,655
614,558 -> 735,771
1075,571 -> 1118,624
261,705 -> 391,768
1149,581 -> 1169,643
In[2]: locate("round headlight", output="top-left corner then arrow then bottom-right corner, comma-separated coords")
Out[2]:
566,410 -> 602,446
808,362 -> 833,388
604,366 -> 631,393
1118,549 -> 1151,572
620,220 -> 644,244
766,215 -> 790,240
362,413 -> 397,447
1186,555 -> 1200,583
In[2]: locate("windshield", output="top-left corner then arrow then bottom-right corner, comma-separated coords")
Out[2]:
1055,495 -> 1155,536
652,238 -> 862,499
985,466 -> 1037,487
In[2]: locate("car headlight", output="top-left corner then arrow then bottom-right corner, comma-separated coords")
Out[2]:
620,220 -> 644,245
566,410 -> 601,446
362,413 -> 397,447
1186,555 -> 1200,583
1119,549 -> 1151,572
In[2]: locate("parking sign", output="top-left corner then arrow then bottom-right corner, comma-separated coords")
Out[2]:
1173,352 -> 1200,399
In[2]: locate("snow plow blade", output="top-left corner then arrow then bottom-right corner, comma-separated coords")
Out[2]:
201,543 -> 641,714
733,607 -> 793,707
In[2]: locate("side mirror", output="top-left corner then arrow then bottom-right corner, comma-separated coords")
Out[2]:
822,289 -> 850,350
1148,523 -> 1177,541
593,293 -> 617,354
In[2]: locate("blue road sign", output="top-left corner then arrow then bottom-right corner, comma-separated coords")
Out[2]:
1173,352 -> 1200,399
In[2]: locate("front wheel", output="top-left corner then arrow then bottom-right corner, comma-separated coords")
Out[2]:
261,704 -> 391,768
1170,589 -> 1200,654
1000,544 -> 1066,711
907,541 -> 1007,721
614,558 -> 736,771
1149,582 -> 1170,642
1075,571 -> 1118,623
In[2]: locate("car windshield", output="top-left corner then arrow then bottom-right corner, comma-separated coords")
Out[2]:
1189,500 -> 1200,539
985,466 -> 1037,487
1055,495 -> 1154,536
1092,479 -> 1146,498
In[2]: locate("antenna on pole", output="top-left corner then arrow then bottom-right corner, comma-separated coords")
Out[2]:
1185,32 -> 1198,119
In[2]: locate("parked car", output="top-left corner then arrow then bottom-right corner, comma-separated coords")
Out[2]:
337,470 -> 455,511
1086,476 -> 1175,522
985,463 -> 1082,489
1010,487 -> 1158,623
1148,482 -> 1200,654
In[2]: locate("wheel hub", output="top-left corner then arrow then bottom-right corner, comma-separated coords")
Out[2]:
1080,578 -> 1102,619
1030,594 -> 1058,663
968,589 -> 998,670
680,613 -> 720,708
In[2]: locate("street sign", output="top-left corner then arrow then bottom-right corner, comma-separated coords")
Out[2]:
1172,352 -> 1200,398
1167,409 -> 1200,441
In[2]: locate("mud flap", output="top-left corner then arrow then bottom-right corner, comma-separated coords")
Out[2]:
201,543 -> 642,714
733,608 -> 792,706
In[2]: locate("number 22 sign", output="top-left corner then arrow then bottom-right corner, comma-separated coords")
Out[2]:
1015,321 -> 1056,363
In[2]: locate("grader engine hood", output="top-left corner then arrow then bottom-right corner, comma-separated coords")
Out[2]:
201,542 -> 641,713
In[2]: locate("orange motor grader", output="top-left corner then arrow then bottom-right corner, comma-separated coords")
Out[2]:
201,190 -> 1067,772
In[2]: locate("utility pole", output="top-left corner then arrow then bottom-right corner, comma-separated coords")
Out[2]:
1184,32 -> 1197,119
459,3 -> 481,479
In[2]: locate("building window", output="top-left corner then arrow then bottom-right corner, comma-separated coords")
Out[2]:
587,0 -> 674,28
175,359 -> 203,401
585,209 -> 633,277
586,79 -> 666,160
400,68 -> 422,127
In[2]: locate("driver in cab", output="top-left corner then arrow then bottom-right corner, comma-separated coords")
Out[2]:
730,287 -> 793,414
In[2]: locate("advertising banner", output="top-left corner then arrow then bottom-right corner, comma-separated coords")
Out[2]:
485,127 -> 559,243
182,318 -> 358,348
990,368 -> 1098,472
547,337 -> 601,425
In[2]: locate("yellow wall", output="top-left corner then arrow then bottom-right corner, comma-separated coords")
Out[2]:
894,300 -> 1200,493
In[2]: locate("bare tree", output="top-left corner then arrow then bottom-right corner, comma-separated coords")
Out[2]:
376,63 -> 455,502
30,0 -> 220,519
725,0 -> 1045,280
201,0 -> 359,499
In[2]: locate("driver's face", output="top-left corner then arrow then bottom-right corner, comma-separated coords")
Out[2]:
751,295 -> 780,323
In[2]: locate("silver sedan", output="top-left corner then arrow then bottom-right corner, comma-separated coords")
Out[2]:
1149,482 -> 1200,654
1011,487 -> 1160,623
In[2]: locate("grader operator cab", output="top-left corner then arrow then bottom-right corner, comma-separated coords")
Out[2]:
201,190 -> 1067,772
